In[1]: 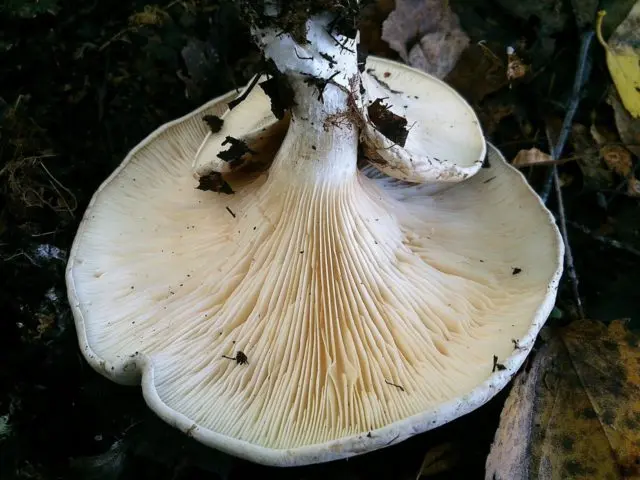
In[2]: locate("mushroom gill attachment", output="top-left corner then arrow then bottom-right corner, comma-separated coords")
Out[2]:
66,71 -> 563,465
192,56 -> 486,186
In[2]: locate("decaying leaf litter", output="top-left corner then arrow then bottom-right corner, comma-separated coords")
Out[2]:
1,0 -> 640,478
486,320 -> 640,480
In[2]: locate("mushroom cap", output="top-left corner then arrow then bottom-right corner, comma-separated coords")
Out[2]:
66,72 -> 563,466
361,57 -> 486,183
192,74 -> 280,178
192,56 -> 486,185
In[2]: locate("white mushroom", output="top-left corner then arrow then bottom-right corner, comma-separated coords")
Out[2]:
193,13 -> 485,186
66,9 -> 563,468
359,59 -> 486,183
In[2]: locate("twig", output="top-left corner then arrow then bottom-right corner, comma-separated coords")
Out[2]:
538,31 -> 594,321
605,159 -> 640,207
3,251 -> 37,265
294,47 -> 313,60
568,221 -> 640,257
553,162 -> 585,319
227,73 -> 262,110
545,125 -> 585,320
540,31 -> 594,203
384,379 -> 405,392
30,230 -> 59,237
39,161 -> 78,215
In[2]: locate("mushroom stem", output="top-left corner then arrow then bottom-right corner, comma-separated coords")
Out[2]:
268,80 -> 359,184
254,14 -> 362,182
193,8 -> 485,186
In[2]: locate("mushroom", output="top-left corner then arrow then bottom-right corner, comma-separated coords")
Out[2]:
66,6 -> 563,468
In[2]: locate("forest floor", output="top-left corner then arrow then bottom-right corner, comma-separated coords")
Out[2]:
1,1 -> 639,479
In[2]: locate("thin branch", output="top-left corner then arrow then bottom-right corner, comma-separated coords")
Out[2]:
294,47 -> 313,60
325,30 -> 355,53
546,127 -> 586,320
227,73 -> 262,110
39,161 -> 77,215
554,164 -> 585,319
605,157 -> 640,207
540,31 -> 595,203
568,221 -> 640,257
538,31 -> 594,320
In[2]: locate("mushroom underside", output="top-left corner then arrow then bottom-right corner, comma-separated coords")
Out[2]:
193,56 -> 486,184
67,91 -> 562,460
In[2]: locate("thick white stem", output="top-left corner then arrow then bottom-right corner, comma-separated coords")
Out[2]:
193,11 -> 485,187
256,14 -> 359,94
193,14 -> 362,183
255,14 -> 361,184
268,79 -> 359,185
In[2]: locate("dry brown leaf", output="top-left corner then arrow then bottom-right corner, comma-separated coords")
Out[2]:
590,124 -> 609,146
559,172 -> 574,188
627,176 -> 640,196
477,101 -> 514,135
506,47 -> 530,84
381,0 -> 469,79
570,0 -> 600,30
358,0 -> 396,57
601,144 -> 634,176
609,91 -> 640,158
128,5 -> 170,26
416,442 -> 458,478
512,148 -> 553,168
445,42 -> 508,103
572,123 -> 614,190
486,319 -> 640,480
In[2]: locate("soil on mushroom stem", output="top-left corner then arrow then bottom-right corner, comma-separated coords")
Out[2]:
2,1 -> 640,479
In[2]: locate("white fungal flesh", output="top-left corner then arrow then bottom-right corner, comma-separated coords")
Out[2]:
66,15 -> 563,467
192,74 -> 275,177
361,59 -> 486,183
193,16 -> 485,185
67,103 -> 561,451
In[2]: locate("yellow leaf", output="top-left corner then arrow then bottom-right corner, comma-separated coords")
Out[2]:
486,319 -> 640,480
597,7 -> 640,118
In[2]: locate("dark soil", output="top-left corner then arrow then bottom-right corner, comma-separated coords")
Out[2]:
1,1 -> 639,479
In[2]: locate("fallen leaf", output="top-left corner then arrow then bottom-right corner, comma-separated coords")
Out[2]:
358,0 -> 396,57
570,0 -> 599,29
590,122 -> 619,147
128,5 -> 170,26
69,440 -> 127,480
179,39 -> 219,100
445,42 -> 508,103
608,91 -> 640,158
486,319 -> 640,480
596,7 -> 640,118
572,123 -> 614,190
477,100 -> 514,135
627,176 -> 640,196
601,144 -> 634,176
506,46 -> 529,84
598,0 -> 639,38
494,0 -> 568,35
381,0 -> 469,79
416,442 -> 458,478
512,148 -> 553,168
559,172 -> 575,188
